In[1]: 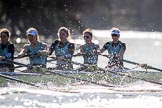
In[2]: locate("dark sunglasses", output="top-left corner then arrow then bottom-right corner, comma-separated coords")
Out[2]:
111,34 -> 119,37
0,35 -> 8,38
84,35 -> 91,39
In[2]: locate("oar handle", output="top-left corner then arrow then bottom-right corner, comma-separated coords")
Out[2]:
14,53 -> 39,59
100,54 -> 111,58
123,59 -> 162,72
14,55 -> 30,59
48,56 -> 88,67
74,52 -> 108,57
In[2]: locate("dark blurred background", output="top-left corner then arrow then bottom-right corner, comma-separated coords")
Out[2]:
0,0 -> 162,38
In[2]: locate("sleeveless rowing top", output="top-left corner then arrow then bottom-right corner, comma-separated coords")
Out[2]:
0,43 -> 11,64
82,43 -> 98,64
27,42 -> 46,65
107,41 -> 122,55
55,42 -> 71,64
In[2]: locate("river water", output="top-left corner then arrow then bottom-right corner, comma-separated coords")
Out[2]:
1,30 -> 162,108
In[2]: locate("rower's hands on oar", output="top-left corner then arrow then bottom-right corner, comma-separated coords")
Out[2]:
37,50 -> 48,55
57,56 -> 65,61
100,54 -> 122,59
100,54 -> 111,58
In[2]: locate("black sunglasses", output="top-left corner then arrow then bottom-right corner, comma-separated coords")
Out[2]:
0,35 -> 8,38
84,35 -> 91,39
111,34 -> 119,37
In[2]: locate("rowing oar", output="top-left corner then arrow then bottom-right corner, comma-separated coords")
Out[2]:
14,56 -> 57,69
14,53 -> 40,59
100,54 -> 162,72
104,69 -> 162,85
72,59 -> 162,85
122,59 -> 162,72
13,53 -> 55,68
97,66 -> 162,85
48,56 -> 88,67
14,55 -> 30,59
61,57 -> 162,85
0,73 -> 41,88
6,59 -> 115,87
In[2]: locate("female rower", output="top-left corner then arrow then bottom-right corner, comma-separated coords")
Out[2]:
100,27 -> 126,69
48,27 -> 75,70
75,28 -> 100,71
17,27 -> 48,72
0,28 -> 14,72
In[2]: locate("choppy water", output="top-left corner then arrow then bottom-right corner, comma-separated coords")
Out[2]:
1,31 -> 162,108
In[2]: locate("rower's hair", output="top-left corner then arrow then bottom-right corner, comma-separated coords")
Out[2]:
0,28 -> 11,38
83,28 -> 92,37
111,27 -> 120,32
57,27 -> 71,38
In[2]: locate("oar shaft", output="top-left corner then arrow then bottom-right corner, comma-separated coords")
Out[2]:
0,74 -> 40,88
48,56 -> 88,67
14,55 -> 29,59
123,59 -> 140,65
148,67 -> 162,72
107,70 -> 162,85
123,59 -> 162,72
101,54 -> 162,72
14,54 -> 39,59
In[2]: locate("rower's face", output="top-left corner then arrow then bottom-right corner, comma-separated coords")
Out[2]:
0,33 -> 9,43
59,30 -> 68,41
111,34 -> 119,41
83,33 -> 92,43
28,35 -> 37,43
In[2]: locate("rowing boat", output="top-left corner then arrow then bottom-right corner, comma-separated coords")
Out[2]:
1,68 -> 162,87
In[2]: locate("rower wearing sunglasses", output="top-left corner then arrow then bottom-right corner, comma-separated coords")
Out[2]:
0,28 -> 15,72
100,27 -> 126,69
75,28 -> 101,71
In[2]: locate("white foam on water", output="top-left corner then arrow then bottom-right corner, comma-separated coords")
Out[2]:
1,84 -> 162,108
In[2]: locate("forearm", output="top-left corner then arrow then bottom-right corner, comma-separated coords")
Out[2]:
17,45 -> 28,57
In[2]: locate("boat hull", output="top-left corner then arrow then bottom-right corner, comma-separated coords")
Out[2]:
0,70 -> 162,87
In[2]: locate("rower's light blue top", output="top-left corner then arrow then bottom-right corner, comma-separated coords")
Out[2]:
27,42 -> 46,65
82,43 -> 98,64
107,41 -> 122,54
55,42 -> 71,64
